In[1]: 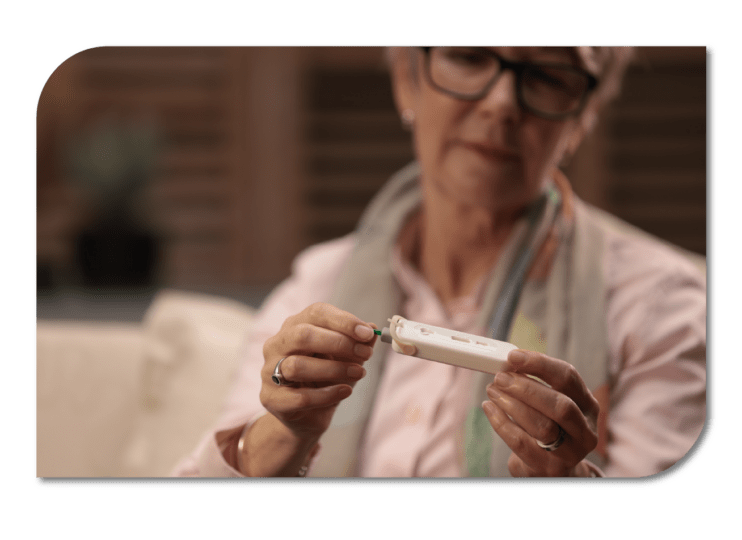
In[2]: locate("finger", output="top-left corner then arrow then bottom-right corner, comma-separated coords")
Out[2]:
268,384 -> 353,413
486,385 -> 562,447
507,453 -> 535,478
506,350 -> 600,419
368,322 -> 379,346
283,324 -> 375,362
277,355 -> 366,384
482,400 -> 576,475
492,371 -> 595,447
296,302 -> 377,343
482,400 -> 553,470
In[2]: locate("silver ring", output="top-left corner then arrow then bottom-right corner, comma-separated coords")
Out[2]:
536,425 -> 566,452
271,357 -> 292,386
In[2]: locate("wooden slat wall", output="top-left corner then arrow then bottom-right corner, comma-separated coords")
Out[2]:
301,61 -> 414,245
85,47 -> 241,287
602,47 -> 706,255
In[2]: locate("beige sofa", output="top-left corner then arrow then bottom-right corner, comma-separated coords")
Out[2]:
37,289 -> 256,477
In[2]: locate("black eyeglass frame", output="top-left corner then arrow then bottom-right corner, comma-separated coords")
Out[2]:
420,46 -> 599,120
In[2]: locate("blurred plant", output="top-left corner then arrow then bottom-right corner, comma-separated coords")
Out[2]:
65,114 -> 164,286
66,114 -> 162,226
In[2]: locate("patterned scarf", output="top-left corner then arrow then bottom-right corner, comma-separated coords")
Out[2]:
309,162 -> 609,476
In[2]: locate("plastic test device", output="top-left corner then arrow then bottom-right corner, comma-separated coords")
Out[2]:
377,315 -> 518,375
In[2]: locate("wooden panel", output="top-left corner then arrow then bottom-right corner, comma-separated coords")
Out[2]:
603,47 -> 706,255
300,52 -> 414,247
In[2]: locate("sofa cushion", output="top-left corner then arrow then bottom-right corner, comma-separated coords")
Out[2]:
37,321 -> 145,477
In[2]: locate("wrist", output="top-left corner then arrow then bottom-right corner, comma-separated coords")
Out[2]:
266,415 -> 323,465
238,414 -> 321,477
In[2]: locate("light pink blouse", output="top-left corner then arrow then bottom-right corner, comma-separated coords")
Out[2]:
172,226 -> 706,478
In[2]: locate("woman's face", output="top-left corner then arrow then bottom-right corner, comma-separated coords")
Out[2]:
394,47 -> 590,214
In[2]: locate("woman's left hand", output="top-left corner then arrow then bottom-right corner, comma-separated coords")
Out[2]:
482,349 -> 600,477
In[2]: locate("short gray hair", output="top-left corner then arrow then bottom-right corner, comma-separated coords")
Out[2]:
574,46 -> 635,132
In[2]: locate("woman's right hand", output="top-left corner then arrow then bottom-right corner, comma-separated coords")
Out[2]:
259,302 -> 377,441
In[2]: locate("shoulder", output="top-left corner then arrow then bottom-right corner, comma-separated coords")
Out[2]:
576,202 -> 706,368
605,225 -> 706,345
595,208 -> 706,308
289,233 -> 357,289
575,200 -> 705,294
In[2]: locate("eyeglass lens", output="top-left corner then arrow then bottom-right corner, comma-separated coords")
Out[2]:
428,47 -> 591,116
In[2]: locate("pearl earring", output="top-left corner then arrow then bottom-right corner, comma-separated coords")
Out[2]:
401,109 -> 415,130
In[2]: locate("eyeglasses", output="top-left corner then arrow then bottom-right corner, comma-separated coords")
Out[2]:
420,47 -> 598,120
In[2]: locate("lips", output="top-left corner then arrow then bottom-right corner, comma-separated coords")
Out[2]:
460,141 -> 520,162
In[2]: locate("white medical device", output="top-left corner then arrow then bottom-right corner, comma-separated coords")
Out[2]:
379,315 -> 517,375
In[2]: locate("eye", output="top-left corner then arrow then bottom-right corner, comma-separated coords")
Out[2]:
527,68 -> 567,88
524,66 -> 586,96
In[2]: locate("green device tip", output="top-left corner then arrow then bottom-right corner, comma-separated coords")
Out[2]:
374,329 -> 382,335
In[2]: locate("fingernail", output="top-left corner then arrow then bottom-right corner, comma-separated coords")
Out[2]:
486,386 -> 502,400
338,386 -> 352,399
347,365 -> 365,379
482,400 -> 496,415
354,343 -> 373,358
509,350 -> 526,364
355,325 -> 374,340
495,372 -> 514,388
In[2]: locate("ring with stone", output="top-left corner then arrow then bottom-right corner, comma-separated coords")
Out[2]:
271,356 -> 292,386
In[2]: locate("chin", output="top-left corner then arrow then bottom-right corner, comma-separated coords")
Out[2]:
441,162 -> 533,212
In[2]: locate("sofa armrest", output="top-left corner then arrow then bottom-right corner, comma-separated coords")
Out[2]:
122,289 -> 256,476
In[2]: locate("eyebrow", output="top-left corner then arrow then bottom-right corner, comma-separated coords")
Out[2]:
483,46 -> 586,70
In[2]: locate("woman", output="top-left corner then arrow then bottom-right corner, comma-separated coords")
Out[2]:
173,47 -> 706,477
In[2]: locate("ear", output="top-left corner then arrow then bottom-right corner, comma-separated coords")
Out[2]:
564,121 -> 587,159
389,48 -> 419,117
555,121 -> 587,170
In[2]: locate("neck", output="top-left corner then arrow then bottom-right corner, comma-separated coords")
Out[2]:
408,193 -> 526,306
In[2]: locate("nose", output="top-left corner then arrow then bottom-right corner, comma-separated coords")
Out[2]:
477,69 -> 521,121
